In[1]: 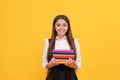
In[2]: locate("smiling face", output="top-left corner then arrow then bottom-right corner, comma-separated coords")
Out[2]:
55,19 -> 68,38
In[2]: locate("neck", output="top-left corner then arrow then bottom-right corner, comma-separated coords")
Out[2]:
57,35 -> 65,40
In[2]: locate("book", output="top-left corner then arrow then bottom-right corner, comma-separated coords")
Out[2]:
52,49 -> 75,64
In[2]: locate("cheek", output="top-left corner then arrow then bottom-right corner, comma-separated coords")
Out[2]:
55,26 -> 58,31
65,26 -> 68,31
55,27 -> 60,33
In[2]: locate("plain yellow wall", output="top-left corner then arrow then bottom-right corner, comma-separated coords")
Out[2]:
0,0 -> 120,80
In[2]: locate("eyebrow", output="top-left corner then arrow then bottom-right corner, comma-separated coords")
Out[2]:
56,23 -> 67,24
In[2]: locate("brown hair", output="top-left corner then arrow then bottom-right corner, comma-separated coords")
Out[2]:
47,15 -> 76,62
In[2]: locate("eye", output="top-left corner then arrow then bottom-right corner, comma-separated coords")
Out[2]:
56,24 -> 60,27
63,24 -> 67,27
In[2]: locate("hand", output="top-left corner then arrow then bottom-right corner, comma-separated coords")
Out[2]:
64,58 -> 77,69
49,58 -> 59,67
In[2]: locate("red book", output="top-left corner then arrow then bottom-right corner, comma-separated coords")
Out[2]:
52,49 -> 75,64
53,54 -> 75,58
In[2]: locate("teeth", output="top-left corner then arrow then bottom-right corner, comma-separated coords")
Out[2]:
59,30 -> 64,32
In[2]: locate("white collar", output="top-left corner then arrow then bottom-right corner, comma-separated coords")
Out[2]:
56,35 -> 67,40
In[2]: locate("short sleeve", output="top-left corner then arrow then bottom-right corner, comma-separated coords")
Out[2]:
42,39 -> 49,70
74,38 -> 82,70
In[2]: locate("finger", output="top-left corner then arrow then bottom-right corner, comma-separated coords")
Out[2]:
49,59 -> 53,64
49,58 -> 54,63
72,60 -> 76,65
68,59 -> 71,64
65,60 -> 69,65
51,57 -> 55,60
69,58 -> 72,63
69,58 -> 72,60
51,59 -> 56,65
55,60 -> 58,65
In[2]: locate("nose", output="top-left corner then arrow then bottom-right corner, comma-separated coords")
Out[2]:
60,25 -> 64,29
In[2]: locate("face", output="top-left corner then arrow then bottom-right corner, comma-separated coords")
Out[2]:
55,19 -> 68,37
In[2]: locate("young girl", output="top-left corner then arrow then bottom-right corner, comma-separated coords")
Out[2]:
42,15 -> 82,80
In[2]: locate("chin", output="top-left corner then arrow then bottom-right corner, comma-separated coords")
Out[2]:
59,33 -> 65,36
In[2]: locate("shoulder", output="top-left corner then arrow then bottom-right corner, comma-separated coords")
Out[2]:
74,38 -> 79,42
44,38 -> 48,41
74,38 -> 80,45
44,38 -> 49,44
74,38 -> 80,49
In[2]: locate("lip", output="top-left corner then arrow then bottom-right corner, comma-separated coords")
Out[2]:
59,30 -> 65,33
59,29 -> 65,32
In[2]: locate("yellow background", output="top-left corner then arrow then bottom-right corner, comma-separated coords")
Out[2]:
0,0 -> 120,80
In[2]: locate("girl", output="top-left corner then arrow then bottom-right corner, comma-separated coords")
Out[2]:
42,15 -> 82,80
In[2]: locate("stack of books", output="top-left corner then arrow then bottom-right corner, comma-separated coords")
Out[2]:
52,49 -> 75,64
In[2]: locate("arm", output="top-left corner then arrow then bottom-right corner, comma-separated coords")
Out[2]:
64,39 -> 82,70
42,39 -> 49,70
74,38 -> 82,70
42,39 -> 58,70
